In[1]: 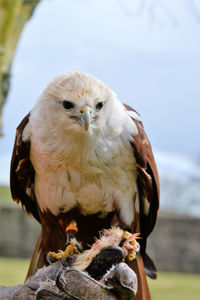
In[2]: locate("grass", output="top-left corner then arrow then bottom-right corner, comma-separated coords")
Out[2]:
148,272 -> 200,300
0,185 -> 12,204
0,257 -> 29,286
0,185 -> 17,207
0,257 -> 200,299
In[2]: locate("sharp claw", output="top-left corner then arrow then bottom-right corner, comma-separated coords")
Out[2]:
47,252 -> 61,262
65,241 -> 71,247
64,239 -> 82,255
47,240 -> 82,263
46,240 -> 83,266
75,243 -> 83,253
58,250 -> 64,256
122,230 -> 140,261
47,253 -> 54,265
65,241 -> 82,253
61,256 -> 69,267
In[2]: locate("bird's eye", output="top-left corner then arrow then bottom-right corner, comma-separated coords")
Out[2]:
63,101 -> 74,110
96,102 -> 104,110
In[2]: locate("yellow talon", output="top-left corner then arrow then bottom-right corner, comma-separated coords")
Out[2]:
48,239 -> 81,261
63,240 -> 79,257
122,230 -> 140,261
48,250 -> 64,260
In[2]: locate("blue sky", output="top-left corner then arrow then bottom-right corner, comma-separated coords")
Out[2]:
0,0 -> 200,184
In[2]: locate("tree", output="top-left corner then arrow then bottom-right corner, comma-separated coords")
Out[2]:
0,0 -> 40,135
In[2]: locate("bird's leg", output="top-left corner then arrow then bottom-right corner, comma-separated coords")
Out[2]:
64,220 -> 82,255
65,220 -> 79,246
47,220 -> 82,262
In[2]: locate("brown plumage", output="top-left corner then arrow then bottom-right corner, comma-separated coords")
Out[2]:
10,72 -> 159,299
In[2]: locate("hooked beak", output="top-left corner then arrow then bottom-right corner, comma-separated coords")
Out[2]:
80,105 -> 91,131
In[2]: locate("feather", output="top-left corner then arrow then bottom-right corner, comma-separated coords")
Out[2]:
10,72 -> 159,287
10,113 -> 40,222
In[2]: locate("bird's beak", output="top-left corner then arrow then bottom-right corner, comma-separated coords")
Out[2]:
80,105 -> 92,131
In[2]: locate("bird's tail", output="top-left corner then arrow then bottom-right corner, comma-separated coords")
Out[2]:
129,253 -> 151,300
143,252 -> 157,279
25,231 -> 45,280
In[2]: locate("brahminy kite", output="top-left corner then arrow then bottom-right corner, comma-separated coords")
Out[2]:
10,72 -> 159,298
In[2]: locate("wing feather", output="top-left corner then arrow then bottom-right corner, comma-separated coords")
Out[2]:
124,104 -> 160,278
10,113 -> 40,222
124,105 -> 160,239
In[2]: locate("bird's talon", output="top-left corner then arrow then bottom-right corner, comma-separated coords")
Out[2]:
47,250 -> 64,263
122,230 -> 140,261
75,243 -> 83,253
46,253 -> 54,265
65,241 -> 82,253
64,239 -> 82,256
48,240 -> 82,263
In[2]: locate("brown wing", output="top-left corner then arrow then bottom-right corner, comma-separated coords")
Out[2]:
124,104 -> 160,277
124,104 -> 159,234
10,113 -> 40,222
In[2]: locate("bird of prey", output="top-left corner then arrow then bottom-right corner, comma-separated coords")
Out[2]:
10,71 -> 159,298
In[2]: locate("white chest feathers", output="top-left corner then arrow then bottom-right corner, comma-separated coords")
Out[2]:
30,131 -> 139,226
26,105 -> 140,226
